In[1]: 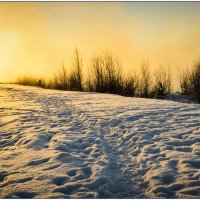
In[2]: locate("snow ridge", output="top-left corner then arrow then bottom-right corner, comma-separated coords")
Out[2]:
0,84 -> 200,198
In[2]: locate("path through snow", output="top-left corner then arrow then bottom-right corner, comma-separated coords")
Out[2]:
0,84 -> 200,198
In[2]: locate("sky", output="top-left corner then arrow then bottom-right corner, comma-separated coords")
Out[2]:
0,2 -> 200,83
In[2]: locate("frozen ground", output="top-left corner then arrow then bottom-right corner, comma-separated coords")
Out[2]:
0,84 -> 200,198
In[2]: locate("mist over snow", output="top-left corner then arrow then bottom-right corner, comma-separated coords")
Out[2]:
0,84 -> 200,198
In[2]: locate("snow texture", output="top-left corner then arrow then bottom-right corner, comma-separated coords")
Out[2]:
0,84 -> 200,198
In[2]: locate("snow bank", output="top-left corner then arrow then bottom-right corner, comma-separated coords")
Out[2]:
0,84 -> 200,198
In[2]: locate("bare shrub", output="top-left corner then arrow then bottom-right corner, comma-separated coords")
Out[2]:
122,73 -> 138,97
153,65 -> 172,99
103,51 -> 123,94
190,61 -> 200,103
179,60 -> 200,103
138,60 -> 152,98
69,48 -> 83,91
89,51 -> 123,94
52,64 -> 68,90
179,69 -> 191,96
84,72 -> 92,92
89,54 -> 105,92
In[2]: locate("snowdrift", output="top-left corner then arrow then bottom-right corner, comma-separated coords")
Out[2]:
0,84 -> 200,198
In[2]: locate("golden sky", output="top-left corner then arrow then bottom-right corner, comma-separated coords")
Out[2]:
0,2 -> 200,82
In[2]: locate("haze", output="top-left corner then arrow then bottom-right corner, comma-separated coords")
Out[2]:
0,2 -> 200,82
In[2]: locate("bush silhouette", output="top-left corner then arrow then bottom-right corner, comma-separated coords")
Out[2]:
69,48 -> 83,91
153,66 -> 171,99
89,51 -> 123,95
15,48 -> 200,104
52,64 -> 68,90
138,60 -> 152,98
122,73 -> 138,97
179,60 -> 200,103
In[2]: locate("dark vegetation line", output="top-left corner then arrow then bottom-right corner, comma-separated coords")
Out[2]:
16,48 -> 200,103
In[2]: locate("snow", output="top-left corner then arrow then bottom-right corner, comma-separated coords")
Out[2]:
165,93 -> 189,103
0,84 -> 200,198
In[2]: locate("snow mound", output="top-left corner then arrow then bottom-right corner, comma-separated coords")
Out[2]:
0,84 -> 200,198
165,93 -> 189,103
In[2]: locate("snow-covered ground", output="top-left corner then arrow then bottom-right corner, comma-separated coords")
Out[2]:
0,84 -> 200,198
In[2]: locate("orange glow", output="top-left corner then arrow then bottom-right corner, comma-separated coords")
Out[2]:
0,2 -> 200,82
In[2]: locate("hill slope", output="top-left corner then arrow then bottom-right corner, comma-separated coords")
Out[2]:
0,84 -> 200,198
